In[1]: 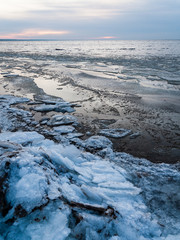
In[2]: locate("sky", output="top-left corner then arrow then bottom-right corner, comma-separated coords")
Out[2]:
0,0 -> 180,40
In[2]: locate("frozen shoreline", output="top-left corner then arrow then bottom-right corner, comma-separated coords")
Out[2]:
0,40 -> 180,163
0,40 -> 180,239
0,64 -> 179,163
1,39 -> 180,163
0,94 -> 180,239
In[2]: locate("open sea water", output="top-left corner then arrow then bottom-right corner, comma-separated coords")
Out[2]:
0,40 -> 180,94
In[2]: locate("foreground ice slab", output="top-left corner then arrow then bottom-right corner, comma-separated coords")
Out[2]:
0,95 -> 179,240
0,131 -> 179,240
0,131 -> 163,240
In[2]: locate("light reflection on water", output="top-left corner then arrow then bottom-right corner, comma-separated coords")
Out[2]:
0,40 -> 179,104
0,40 -> 179,164
34,77 -> 93,102
1,40 -> 180,57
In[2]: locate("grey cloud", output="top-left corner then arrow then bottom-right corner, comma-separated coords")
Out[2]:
0,0 -> 179,39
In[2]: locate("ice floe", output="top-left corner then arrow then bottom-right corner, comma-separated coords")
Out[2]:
32,102 -> 75,113
53,126 -> 75,134
0,95 -> 29,105
99,128 -> 132,138
47,114 -> 78,127
83,135 -> 113,150
31,95 -> 77,113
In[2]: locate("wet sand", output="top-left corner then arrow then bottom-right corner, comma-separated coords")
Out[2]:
73,92 -> 180,164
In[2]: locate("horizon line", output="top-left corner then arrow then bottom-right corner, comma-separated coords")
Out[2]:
0,38 -> 180,41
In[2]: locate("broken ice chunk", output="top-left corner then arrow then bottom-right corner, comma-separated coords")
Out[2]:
130,132 -> 140,139
81,184 -> 103,203
53,126 -> 75,134
84,136 -> 112,150
0,95 -> 29,105
32,104 -> 55,112
99,128 -> 132,138
66,133 -> 84,139
20,209 -> 70,240
32,102 -> 75,113
0,141 -> 22,151
0,131 -> 44,145
47,115 -> 78,126
10,173 -> 48,212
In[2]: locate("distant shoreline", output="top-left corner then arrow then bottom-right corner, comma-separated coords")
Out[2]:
0,39 -> 180,41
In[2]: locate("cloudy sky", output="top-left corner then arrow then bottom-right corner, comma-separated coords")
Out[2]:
0,0 -> 180,39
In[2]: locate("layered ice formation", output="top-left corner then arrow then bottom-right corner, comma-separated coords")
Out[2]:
0,95 -> 179,240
